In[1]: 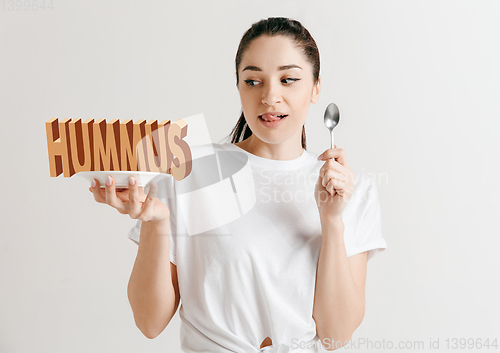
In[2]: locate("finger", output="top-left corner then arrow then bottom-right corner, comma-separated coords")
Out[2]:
318,147 -> 347,164
316,176 -> 331,202
323,171 -> 347,197
127,176 -> 144,219
138,183 -> 158,222
116,189 -> 130,203
319,159 -> 352,179
322,169 -> 346,189
324,178 -> 338,197
331,159 -> 352,176
327,175 -> 353,198
322,168 -> 355,198
319,166 -> 355,194
104,175 -> 126,211
323,168 -> 343,197
318,146 -> 351,169
146,180 -> 159,199
338,184 -> 354,198
326,174 -> 349,196
91,179 -> 106,203
138,197 -> 157,222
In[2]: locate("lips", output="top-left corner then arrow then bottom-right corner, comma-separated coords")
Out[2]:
259,112 -> 288,122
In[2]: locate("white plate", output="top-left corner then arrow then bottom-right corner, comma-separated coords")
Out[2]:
76,171 -> 167,188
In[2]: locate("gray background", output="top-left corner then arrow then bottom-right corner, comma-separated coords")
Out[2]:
1,0 -> 499,352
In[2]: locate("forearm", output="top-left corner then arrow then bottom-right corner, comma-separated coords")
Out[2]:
313,219 -> 365,346
127,218 -> 176,338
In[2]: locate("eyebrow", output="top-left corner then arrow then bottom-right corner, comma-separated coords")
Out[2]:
242,64 -> 302,72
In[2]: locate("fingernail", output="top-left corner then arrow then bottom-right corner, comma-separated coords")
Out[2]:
317,153 -> 324,160
91,179 -> 96,188
128,176 -> 135,186
106,175 -> 112,186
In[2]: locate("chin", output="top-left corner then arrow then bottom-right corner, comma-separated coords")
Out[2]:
253,132 -> 292,145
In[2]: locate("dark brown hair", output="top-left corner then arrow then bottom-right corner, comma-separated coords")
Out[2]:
227,17 -> 320,150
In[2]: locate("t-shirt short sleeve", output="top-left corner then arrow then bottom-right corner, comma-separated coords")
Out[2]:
127,176 -> 183,266
347,174 -> 388,261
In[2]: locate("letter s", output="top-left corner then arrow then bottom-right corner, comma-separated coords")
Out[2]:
168,119 -> 192,181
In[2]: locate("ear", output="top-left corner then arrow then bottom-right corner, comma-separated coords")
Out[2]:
311,75 -> 321,104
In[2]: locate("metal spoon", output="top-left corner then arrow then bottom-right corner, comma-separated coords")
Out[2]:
323,103 -> 340,158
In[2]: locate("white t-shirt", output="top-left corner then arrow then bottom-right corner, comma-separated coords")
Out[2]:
128,142 -> 387,353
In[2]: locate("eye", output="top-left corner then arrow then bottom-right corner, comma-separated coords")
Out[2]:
244,79 -> 260,87
282,78 -> 301,84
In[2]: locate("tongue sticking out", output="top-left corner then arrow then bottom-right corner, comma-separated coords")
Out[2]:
261,114 -> 285,122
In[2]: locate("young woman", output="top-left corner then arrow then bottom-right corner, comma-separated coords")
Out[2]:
89,17 -> 387,353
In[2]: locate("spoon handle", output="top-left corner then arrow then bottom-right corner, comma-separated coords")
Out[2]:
330,129 -> 335,160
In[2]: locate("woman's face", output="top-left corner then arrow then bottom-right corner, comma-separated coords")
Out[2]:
237,35 -> 320,146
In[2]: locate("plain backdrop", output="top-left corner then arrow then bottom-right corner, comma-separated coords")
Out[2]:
1,1 -> 499,352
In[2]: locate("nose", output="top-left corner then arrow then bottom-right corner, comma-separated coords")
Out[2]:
261,81 -> 281,106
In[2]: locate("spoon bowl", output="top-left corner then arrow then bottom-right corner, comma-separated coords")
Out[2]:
324,103 -> 340,149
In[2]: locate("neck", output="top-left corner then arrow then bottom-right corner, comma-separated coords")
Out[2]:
235,134 -> 304,160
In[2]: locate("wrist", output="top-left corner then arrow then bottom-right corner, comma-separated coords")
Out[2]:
320,215 -> 344,229
321,216 -> 344,238
142,215 -> 170,232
